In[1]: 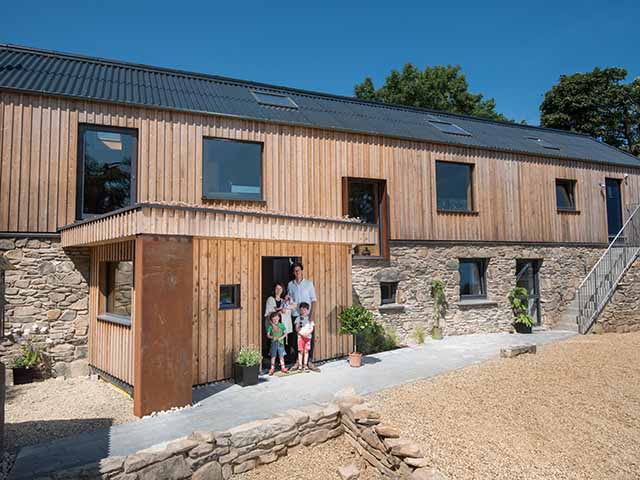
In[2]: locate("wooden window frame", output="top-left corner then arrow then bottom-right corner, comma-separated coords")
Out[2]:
202,136 -> 265,203
342,177 -> 390,260
97,260 -> 133,327
555,178 -> 578,212
219,284 -> 241,310
458,258 -> 488,300
435,160 -> 475,214
76,124 -> 138,221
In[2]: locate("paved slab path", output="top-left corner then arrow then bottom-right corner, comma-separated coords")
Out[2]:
12,330 -> 575,479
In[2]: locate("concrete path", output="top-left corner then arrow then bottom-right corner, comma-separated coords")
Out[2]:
12,330 -> 575,479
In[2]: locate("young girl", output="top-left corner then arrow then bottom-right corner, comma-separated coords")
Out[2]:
295,302 -> 315,372
266,311 -> 288,375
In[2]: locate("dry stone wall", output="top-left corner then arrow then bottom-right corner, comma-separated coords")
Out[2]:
0,237 -> 90,378
352,243 -> 603,342
42,389 -> 445,480
595,256 -> 640,333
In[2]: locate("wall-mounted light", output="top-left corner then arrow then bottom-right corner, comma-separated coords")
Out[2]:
623,173 -> 629,184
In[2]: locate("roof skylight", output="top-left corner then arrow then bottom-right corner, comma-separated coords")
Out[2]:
526,136 -> 560,150
426,116 -> 472,137
251,90 -> 298,109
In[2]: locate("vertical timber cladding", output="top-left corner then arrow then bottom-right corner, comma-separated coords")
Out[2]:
134,235 -> 193,417
192,238 -> 353,385
89,240 -> 135,386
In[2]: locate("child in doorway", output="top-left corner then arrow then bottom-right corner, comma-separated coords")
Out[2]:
267,311 -> 288,376
295,302 -> 315,373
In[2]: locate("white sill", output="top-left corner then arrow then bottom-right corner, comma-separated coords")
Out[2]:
378,303 -> 405,314
457,298 -> 498,307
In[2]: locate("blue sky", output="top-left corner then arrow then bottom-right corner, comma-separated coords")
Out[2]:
1,0 -> 638,125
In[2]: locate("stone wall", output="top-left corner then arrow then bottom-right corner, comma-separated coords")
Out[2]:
0,237 -> 90,377
41,402 -> 343,480
595,256 -> 640,333
352,243 -> 603,342
42,389 -> 444,480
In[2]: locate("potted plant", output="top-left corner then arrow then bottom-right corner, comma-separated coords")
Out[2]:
339,305 -> 374,367
430,279 -> 447,340
508,287 -> 534,334
12,342 -> 42,385
233,346 -> 262,386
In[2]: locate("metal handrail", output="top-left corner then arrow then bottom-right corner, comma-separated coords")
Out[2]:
575,204 -> 640,334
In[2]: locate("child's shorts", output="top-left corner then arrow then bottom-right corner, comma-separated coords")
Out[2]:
298,335 -> 312,352
270,341 -> 285,358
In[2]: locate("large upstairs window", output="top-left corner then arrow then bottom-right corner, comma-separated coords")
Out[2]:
436,161 -> 474,212
202,138 -> 263,201
555,179 -> 577,211
77,126 -> 137,219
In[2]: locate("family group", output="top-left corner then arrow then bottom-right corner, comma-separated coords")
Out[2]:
263,262 -> 320,375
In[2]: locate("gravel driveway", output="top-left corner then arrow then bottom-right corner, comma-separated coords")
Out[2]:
5,376 -> 136,452
236,333 -> 640,480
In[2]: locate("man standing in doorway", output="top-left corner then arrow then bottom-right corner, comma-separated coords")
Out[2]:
288,262 -> 320,372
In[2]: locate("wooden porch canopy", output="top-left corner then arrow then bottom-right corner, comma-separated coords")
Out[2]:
59,203 -> 378,247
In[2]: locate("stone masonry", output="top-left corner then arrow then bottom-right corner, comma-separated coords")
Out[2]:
0,237 -> 90,378
352,243 -> 603,342
595,255 -> 640,333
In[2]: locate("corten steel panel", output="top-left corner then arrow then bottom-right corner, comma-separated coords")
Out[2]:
134,235 -> 193,417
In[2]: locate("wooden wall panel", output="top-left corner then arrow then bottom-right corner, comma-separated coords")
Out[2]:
192,238 -> 352,385
2,91 -> 640,244
89,240 -> 135,386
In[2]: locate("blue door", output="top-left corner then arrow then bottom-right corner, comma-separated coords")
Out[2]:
605,178 -> 623,241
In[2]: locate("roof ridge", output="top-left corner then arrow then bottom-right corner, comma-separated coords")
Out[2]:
0,43 -> 596,140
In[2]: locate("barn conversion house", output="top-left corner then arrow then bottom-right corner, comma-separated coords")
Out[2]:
1,44 -> 639,415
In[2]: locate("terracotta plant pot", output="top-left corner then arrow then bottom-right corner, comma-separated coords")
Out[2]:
348,352 -> 363,368
431,326 -> 443,340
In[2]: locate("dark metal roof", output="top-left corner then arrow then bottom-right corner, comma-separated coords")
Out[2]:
1,44 -> 638,168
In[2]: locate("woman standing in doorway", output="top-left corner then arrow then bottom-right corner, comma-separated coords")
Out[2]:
264,282 -> 295,361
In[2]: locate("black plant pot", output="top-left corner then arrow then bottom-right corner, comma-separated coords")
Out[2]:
513,323 -> 532,334
234,363 -> 259,387
12,367 -> 34,385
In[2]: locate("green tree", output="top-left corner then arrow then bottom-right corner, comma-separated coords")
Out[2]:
354,63 -> 509,121
540,67 -> 640,157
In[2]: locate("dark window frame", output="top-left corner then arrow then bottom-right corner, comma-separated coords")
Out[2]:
76,124 -> 138,221
219,284 -> 241,310
380,282 -> 398,305
250,90 -> 299,109
555,178 -> 577,211
202,136 -> 265,202
342,177 -> 390,259
0,271 -> 5,339
458,258 -> 488,300
435,160 -> 475,213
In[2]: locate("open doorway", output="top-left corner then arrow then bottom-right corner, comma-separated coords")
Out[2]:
261,256 -> 301,365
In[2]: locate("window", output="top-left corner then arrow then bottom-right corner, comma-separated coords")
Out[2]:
98,261 -> 133,325
202,138 -> 263,201
427,116 -> 472,137
220,284 -> 240,309
556,179 -> 576,211
344,178 -> 389,258
436,161 -> 473,212
380,282 -> 398,305
526,136 -> 560,151
0,270 -> 5,338
77,126 -> 137,219
459,259 -> 487,299
251,91 -> 298,109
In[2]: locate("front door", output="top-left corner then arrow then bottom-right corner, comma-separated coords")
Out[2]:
516,260 -> 541,325
261,256 -> 300,363
606,178 -> 623,241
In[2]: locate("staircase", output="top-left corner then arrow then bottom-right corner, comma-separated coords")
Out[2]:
571,204 -> 640,334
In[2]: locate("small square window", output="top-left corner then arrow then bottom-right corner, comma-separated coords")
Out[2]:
556,179 -> 576,211
219,284 -> 241,310
459,259 -> 488,299
380,282 -> 398,305
251,91 -> 298,109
